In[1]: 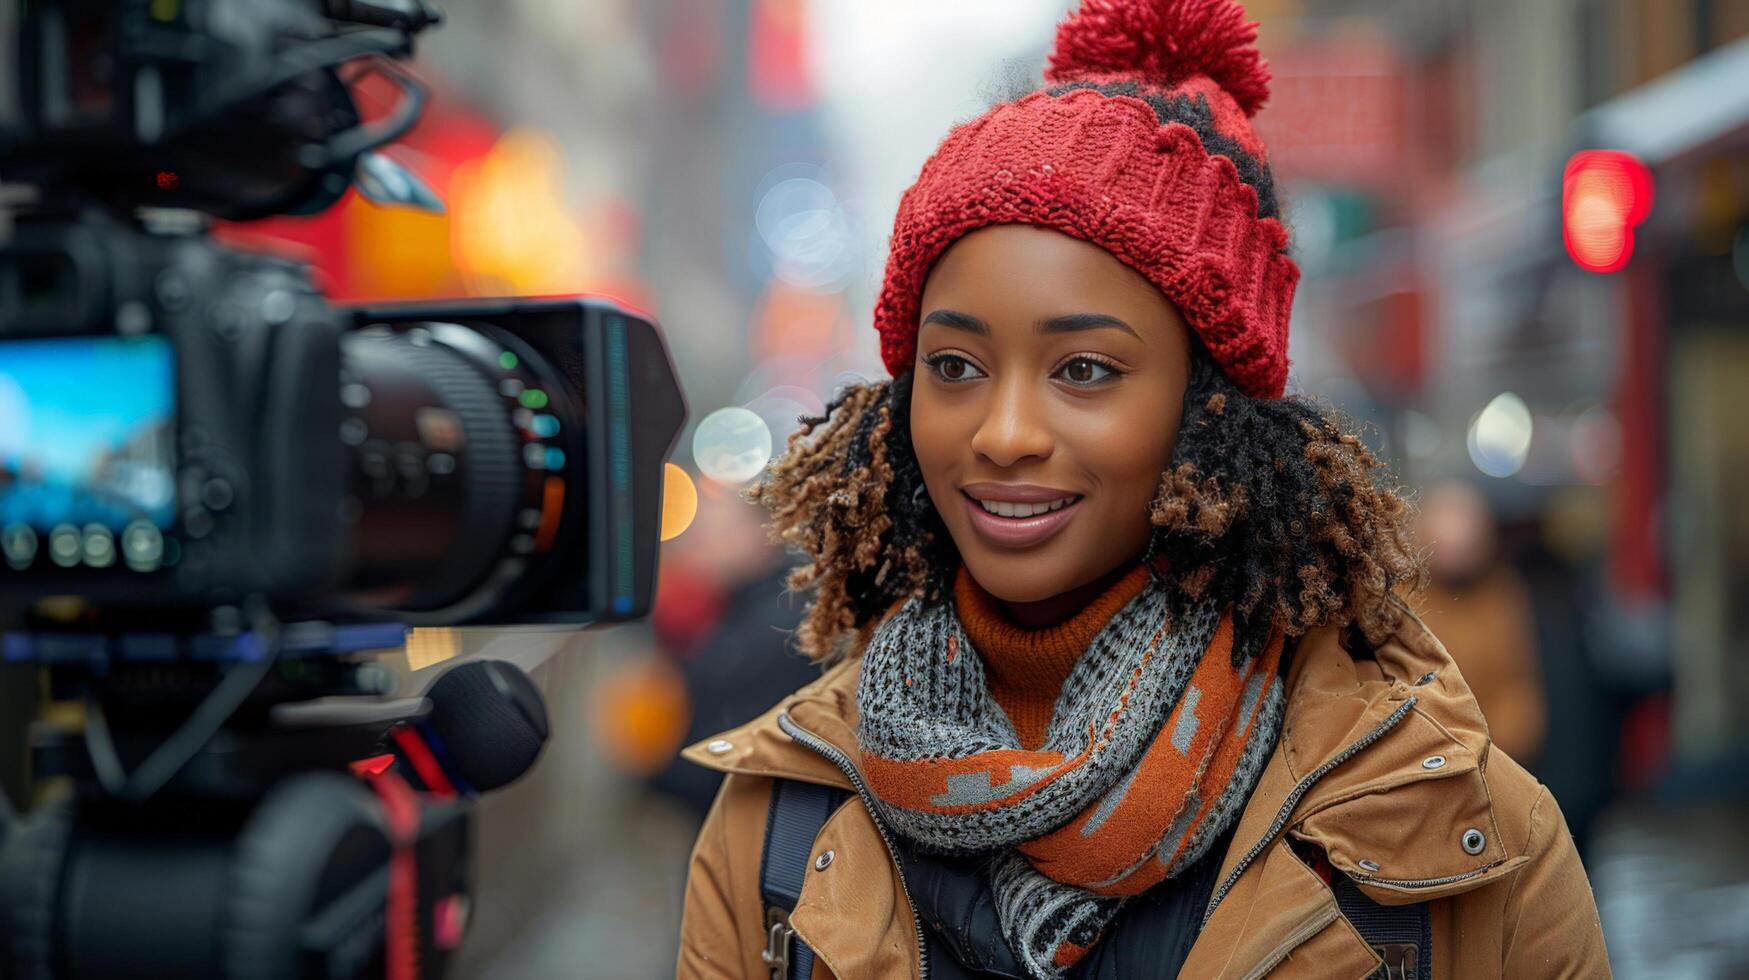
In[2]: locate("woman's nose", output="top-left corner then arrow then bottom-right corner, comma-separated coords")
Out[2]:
970,377 -> 1054,467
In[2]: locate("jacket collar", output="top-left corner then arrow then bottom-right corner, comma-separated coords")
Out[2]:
1272,597 -> 1493,818
679,655 -> 862,788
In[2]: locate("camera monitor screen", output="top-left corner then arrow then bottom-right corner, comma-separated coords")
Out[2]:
0,335 -> 176,571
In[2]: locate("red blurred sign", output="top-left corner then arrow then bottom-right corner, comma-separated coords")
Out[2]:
1563,150 -> 1655,274
1329,278 -> 1426,397
1254,34 -> 1405,186
749,0 -> 814,113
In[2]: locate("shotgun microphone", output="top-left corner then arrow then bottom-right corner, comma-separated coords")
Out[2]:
367,659 -> 550,796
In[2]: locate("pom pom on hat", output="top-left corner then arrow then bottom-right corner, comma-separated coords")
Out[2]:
1046,0 -> 1272,117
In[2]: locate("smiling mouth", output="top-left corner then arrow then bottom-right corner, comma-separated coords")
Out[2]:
957,489 -> 1085,549
964,493 -> 1082,518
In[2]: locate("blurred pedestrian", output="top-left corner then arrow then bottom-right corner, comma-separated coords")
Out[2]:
1413,479 -> 1548,764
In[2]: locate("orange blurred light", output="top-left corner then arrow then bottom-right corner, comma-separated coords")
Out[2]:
589,655 -> 691,776
451,128 -> 595,295
348,193 -> 454,298
750,280 -> 846,361
1562,150 -> 1654,274
660,463 -> 699,541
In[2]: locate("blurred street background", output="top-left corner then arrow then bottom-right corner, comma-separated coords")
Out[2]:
216,0 -> 1749,976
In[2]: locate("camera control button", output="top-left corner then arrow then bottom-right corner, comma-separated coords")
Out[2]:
115,300 -> 153,335
2,524 -> 37,569
155,270 -> 192,312
395,444 -> 429,499
81,524 -> 116,568
122,521 -> 165,570
340,418 -> 370,446
260,289 -> 297,326
201,478 -> 235,512
184,507 -> 215,540
48,524 -> 82,567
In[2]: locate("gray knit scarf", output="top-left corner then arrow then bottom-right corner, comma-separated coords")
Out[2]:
855,577 -> 1285,979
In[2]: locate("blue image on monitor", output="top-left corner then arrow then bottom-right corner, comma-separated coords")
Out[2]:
0,335 -> 177,533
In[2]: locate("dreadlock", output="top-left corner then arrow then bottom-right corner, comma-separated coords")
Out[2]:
750,345 -> 1423,664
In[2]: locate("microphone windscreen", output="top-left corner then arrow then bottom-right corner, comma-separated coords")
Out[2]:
422,659 -> 549,792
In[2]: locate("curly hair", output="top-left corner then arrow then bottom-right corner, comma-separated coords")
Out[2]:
747,345 -> 1424,665
746,372 -> 957,662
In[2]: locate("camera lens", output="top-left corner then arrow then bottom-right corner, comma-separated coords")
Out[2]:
336,323 -> 569,620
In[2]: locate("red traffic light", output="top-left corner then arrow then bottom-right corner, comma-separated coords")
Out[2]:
1562,150 -> 1654,274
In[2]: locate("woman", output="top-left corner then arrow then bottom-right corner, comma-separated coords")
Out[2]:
678,1 -> 1608,976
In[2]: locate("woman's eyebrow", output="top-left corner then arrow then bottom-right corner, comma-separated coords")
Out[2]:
920,309 -> 989,335
1036,313 -> 1139,338
921,310 -> 1139,339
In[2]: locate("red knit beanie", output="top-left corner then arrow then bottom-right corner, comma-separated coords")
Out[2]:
874,0 -> 1299,399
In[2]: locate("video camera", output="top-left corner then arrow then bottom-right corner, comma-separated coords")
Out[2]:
0,1 -> 685,976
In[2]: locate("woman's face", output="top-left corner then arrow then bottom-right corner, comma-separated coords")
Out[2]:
910,224 -> 1192,609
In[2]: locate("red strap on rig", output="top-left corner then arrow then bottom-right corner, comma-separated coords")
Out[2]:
390,724 -> 457,798
366,769 -> 422,980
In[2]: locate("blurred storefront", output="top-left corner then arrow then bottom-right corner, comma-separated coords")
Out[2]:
1256,4 -> 1749,974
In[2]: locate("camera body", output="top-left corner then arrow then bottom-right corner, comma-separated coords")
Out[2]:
0,211 -> 685,628
1,210 -> 348,608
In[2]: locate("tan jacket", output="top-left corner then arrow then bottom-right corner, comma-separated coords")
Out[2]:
676,604 -> 1609,978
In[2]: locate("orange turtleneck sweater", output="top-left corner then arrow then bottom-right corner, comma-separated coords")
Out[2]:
953,562 -> 1153,750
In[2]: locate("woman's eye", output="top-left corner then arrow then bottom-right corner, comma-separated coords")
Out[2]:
1057,357 -> 1115,385
927,354 -> 984,383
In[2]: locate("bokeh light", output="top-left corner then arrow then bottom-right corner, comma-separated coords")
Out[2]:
1467,392 -> 1534,478
691,407 -> 773,486
659,462 -> 699,541
1562,150 -> 1654,274
751,165 -> 855,289
451,128 -> 595,294
589,654 -> 691,776
743,384 -> 823,449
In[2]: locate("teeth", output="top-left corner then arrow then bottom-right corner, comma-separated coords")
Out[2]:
977,496 -> 1075,518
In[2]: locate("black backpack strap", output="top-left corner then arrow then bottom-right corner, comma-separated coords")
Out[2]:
1332,874 -> 1432,980
760,778 -> 849,980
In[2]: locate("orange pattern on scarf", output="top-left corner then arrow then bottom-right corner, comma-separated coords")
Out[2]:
954,563 -> 1154,750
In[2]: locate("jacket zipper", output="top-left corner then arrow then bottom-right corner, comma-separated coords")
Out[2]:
1240,904 -> 1340,980
1202,696 -> 1419,928
1347,861 -> 1502,890
777,711 -> 930,980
